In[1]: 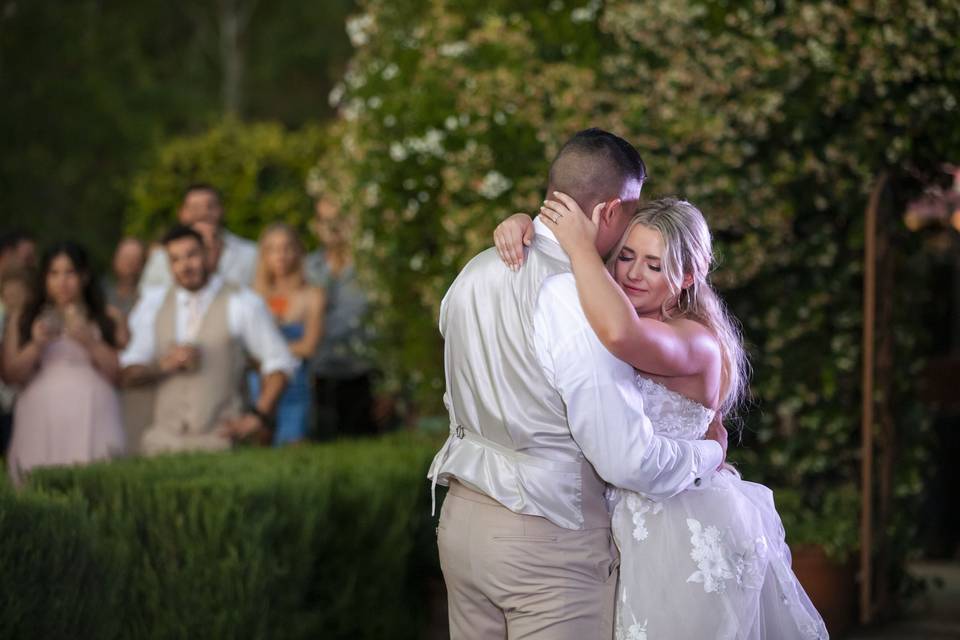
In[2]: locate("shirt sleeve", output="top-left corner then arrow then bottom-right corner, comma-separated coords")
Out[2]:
119,287 -> 166,368
533,273 -> 723,501
137,246 -> 172,293
231,289 -> 298,377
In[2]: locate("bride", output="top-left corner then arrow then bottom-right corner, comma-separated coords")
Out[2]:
494,194 -> 827,639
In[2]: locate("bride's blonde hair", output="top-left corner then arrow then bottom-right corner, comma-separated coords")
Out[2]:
607,197 -> 749,418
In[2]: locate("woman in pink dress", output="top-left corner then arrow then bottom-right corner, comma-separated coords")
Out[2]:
3,242 -> 125,485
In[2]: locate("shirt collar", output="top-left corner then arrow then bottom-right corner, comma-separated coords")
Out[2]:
533,215 -> 559,244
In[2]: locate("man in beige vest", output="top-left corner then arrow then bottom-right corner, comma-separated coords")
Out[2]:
120,225 -> 297,454
428,129 -> 727,638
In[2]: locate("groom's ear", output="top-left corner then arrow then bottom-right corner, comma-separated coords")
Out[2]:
600,198 -> 623,226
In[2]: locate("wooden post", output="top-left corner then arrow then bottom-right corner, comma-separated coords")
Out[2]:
860,173 -> 887,625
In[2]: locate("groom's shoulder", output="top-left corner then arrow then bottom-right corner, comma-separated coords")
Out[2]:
452,246 -> 503,282
537,272 -> 585,318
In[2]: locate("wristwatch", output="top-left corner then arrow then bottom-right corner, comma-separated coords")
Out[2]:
249,406 -> 276,431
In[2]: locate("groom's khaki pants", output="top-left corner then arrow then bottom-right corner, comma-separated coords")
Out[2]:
438,480 -> 618,639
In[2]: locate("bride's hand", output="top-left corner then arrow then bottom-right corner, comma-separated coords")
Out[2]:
494,213 -> 534,271
540,191 -> 602,260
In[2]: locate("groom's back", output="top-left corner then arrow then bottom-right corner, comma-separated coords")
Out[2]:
428,237 -> 608,530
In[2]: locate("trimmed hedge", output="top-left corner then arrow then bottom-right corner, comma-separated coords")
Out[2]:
0,486 -> 122,640
5,433 -> 443,640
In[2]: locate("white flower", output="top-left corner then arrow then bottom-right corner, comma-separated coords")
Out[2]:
367,96 -> 382,109
363,183 -> 380,207
342,98 -> 365,121
410,254 -> 424,271
571,0 -> 601,23
359,231 -> 374,250
381,63 -> 399,80
328,83 -> 345,107
383,114 -> 397,127
444,115 -> 459,131
389,142 -> 408,162
404,128 -> 446,157
345,69 -> 366,89
493,110 -> 507,125
478,170 -> 512,199
346,14 -> 374,47
439,41 -> 471,57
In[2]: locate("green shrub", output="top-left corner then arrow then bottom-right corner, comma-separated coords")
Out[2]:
14,433 -> 443,640
0,486 -> 121,640
126,119 -> 328,245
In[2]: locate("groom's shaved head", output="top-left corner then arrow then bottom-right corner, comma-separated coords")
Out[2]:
547,128 -> 647,209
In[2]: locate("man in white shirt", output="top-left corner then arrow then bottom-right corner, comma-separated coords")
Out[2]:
428,129 -> 727,638
138,184 -> 258,291
121,225 -> 296,454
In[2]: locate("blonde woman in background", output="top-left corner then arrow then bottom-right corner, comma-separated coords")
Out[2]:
495,196 -> 827,639
251,223 -> 325,445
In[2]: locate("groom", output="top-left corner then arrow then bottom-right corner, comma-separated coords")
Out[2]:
428,128 -> 727,638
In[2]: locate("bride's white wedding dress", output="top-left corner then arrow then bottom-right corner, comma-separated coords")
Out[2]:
612,376 -> 829,640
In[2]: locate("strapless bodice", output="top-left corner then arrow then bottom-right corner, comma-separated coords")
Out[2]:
637,375 -> 715,440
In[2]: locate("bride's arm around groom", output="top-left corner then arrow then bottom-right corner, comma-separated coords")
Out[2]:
530,227 -> 725,499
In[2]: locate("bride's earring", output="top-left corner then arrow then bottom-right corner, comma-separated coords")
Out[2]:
678,289 -> 690,314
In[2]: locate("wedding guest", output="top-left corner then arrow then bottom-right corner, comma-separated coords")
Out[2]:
139,184 -> 257,291
4,242 -> 125,485
101,237 -> 153,450
121,225 -> 296,454
103,237 -> 147,318
306,195 -> 378,438
251,223 -> 325,445
0,269 -> 32,456
0,230 -> 38,275
0,230 -> 37,319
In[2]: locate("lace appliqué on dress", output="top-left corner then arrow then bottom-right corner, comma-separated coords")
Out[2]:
625,492 -> 663,542
686,518 -> 768,595
686,518 -> 735,593
615,617 -> 648,640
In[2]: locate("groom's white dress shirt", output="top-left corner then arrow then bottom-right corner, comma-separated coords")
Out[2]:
528,218 -> 723,497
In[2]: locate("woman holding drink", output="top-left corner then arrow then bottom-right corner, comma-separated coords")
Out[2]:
3,242 -> 126,485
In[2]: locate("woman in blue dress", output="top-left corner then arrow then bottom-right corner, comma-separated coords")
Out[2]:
251,223 -> 325,445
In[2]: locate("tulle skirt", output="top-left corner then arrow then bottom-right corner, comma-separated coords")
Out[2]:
612,470 -> 828,640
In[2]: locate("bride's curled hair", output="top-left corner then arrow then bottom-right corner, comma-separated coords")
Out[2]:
607,197 -> 750,420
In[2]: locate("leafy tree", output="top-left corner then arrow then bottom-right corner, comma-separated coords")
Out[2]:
0,0 -> 352,263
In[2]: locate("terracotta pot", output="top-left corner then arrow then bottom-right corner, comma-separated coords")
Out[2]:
790,544 -> 857,637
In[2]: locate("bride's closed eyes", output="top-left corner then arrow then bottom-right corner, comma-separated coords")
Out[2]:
617,248 -> 662,272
